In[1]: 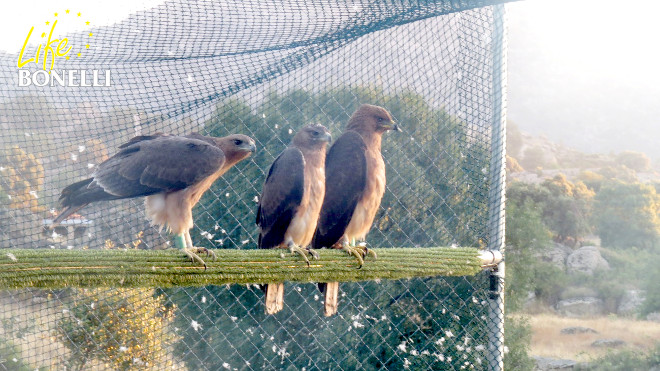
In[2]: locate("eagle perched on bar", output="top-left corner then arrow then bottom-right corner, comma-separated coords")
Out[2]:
52,132 -> 256,268
256,124 -> 332,314
313,104 -> 400,316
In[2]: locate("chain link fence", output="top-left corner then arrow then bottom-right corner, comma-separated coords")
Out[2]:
0,0 -> 508,369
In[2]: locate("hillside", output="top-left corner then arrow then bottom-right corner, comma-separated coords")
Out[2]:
507,122 -> 660,185
505,125 -> 660,369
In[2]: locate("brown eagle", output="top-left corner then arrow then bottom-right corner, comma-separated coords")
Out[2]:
256,124 -> 332,314
53,132 -> 256,267
313,104 -> 400,316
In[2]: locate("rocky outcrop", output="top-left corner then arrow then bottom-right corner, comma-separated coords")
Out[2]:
560,326 -> 598,335
566,246 -> 609,274
556,297 -> 605,317
647,312 -> 660,322
533,356 -> 578,370
541,243 -> 573,270
617,290 -> 646,316
591,339 -> 625,348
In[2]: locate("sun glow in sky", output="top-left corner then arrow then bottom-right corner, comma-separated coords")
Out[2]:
3,0 -> 658,80
3,0 -> 659,146
508,0 -> 660,85
0,0 -> 168,53
507,0 -> 660,155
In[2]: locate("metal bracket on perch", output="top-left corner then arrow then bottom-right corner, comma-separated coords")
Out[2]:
478,250 -> 503,268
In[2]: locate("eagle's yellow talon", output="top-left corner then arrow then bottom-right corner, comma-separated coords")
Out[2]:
182,248 -> 208,269
289,244 -> 311,266
307,247 -> 320,260
190,247 -> 217,261
341,245 -> 364,268
358,245 -> 377,260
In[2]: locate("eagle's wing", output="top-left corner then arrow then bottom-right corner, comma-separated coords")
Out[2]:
93,136 -> 226,198
257,147 -> 305,249
117,132 -> 169,148
313,131 -> 367,249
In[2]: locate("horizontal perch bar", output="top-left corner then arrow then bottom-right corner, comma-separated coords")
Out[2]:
0,247 -> 491,289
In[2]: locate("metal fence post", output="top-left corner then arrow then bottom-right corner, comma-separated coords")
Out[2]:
486,4 -> 507,371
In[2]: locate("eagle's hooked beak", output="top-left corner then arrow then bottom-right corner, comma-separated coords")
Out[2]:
382,121 -> 402,132
244,142 -> 257,153
323,132 -> 332,143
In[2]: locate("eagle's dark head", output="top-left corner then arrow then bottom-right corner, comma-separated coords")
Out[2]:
347,104 -> 401,135
292,124 -> 332,151
215,134 -> 256,166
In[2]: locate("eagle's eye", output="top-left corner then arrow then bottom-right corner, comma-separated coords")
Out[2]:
377,117 -> 384,123
233,139 -> 243,145
312,131 -> 319,136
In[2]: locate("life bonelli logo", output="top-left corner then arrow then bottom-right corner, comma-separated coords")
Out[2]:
16,9 -> 110,87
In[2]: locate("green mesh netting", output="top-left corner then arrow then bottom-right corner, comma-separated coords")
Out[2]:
0,0 -> 508,369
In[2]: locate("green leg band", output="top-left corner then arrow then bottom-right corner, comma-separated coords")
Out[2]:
174,234 -> 186,250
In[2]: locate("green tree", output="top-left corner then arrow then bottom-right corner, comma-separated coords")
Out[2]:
504,317 -> 535,370
0,337 -> 41,371
193,87 -> 488,249
506,155 -> 524,174
507,175 -> 593,246
57,288 -> 179,371
167,277 -> 494,371
541,175 -> 594,245
594,181 -> 660,248
597,165 -> 638,184
170,86 -> 496,370
579,342 -> 660,370
615,151 -> 651,172
505,201 -> 551,311
502,201 -> 549,369
641,259 -> 660,316
578,170 -> 606,192
0,146 -> 45,213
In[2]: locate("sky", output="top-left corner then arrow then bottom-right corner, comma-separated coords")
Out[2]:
3,0 -> 659,156
506,0 -> 660,156
507,0 -> 660,84
0,0 -> 168,53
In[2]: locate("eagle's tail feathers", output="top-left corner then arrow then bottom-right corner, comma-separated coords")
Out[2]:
264,283 -> 284,314
323,282 -> 339,317
50,204 -> 88,228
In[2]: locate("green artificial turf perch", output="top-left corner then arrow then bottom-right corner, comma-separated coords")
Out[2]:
0,247 -> 488,290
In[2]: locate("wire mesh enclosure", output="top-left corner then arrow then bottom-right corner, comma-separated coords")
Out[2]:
0,0 -> 507,369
